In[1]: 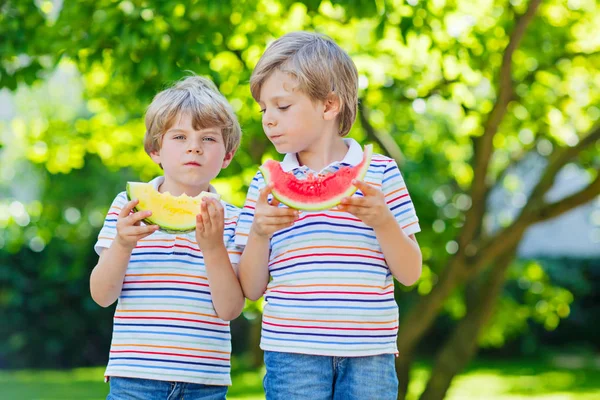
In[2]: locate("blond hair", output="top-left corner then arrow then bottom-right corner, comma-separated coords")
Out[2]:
250,31 -> 358,136
144,75 -> 241,155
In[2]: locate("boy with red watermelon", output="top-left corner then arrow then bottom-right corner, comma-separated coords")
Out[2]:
236,32 -> 423,399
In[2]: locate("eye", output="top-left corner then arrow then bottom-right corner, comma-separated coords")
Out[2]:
278,105 -> 290,111
203,137 -> 216,142
260,108 -> 266,114
173,135 -> 185,140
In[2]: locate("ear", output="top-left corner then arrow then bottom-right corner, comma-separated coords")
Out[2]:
221,151 -> 234,168
150,150 -> 161,165
322,92 -> 341,121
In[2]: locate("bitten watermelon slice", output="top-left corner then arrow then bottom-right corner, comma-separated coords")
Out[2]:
259,144 -> 373,211
126,182 -> 220,234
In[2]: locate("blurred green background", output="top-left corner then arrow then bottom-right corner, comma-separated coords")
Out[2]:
1,0 -> 599,399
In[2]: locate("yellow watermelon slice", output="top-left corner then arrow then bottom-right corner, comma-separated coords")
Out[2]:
126,182 -> 220,233
259,144 -> 373,211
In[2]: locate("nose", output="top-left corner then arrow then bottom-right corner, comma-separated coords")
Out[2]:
263,109 -> 277,128
186,140 -> 203,154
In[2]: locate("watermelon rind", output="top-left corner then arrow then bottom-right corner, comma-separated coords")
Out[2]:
125,182 -> 220,234
259,144 -> 373,211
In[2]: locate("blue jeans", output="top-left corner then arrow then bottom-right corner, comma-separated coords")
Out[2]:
107,376 -> 228,400
263,351 -> 398,400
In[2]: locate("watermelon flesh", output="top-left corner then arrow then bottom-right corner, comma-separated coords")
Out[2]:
126,182 -> 220,233
259,144 -> 373,211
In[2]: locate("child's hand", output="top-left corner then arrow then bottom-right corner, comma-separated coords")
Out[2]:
338,180 -> 394,229
251,184 -> 299,238
115,199 -> 159,250
195,197 -> 226,252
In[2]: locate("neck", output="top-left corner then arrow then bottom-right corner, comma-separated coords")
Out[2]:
296,135 -> 348,172
158,179 -> 210,197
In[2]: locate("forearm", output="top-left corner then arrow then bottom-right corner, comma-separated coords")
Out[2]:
238,230 -> 271,301
90,241 -> 133,307
203,245 -> 245,321
375,217 -> 422,286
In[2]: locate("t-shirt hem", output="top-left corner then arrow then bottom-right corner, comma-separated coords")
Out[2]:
104,370 -> 231,386
259,344 -> 398,358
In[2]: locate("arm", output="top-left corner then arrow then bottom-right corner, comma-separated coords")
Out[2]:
374,222 -> 422,286
90,199 -> 158,307
238,184 -> 298,301
339,179 -> 422,286
196,198 -> 245,321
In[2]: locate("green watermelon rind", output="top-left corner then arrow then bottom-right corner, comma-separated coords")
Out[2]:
125,182 -> 219,234
260,144 -> 373,211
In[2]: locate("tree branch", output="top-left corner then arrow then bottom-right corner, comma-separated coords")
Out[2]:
528,124 -> 600,203
461,0 -> 542,248
358,100 -> 405,165
469,123 -> 599,280
535,172 -> 600,222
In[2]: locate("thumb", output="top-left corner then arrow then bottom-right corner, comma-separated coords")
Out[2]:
258,184 -> 273,204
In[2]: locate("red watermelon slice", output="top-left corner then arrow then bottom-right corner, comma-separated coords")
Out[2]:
259,144 -> 373,211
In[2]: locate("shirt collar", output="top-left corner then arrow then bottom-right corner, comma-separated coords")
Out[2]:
149,176 -> 219,194
280,138 -> 364,173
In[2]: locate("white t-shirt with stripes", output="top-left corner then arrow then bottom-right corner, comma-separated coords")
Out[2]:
235,139 -> 420,357
94,176 -> 241,386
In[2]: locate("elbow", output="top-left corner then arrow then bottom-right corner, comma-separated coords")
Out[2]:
396,254 -> 423,287
216,300 -> 245,321
91,292 -> 114,308
244,290 -> 263,302
402,268 -> 422,287
90,283 -> 115,308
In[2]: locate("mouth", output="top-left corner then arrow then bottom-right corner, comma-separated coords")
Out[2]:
269,134 -> 283,141
184,162 -> 201,167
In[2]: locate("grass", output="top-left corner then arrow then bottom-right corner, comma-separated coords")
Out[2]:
1,357 -> 599,400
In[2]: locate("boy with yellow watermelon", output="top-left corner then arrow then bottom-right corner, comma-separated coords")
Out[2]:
90,76 -> 244,399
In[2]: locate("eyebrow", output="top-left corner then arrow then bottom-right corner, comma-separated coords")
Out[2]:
259,95 -> 293,104
166,128 -> 222,135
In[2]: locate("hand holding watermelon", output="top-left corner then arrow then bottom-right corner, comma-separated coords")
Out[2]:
115,199 -> 160,250
338,180 -> 394,229
195,197 -> 226,252
250,184 -> 299,238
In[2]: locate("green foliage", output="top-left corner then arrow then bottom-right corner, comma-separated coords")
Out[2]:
1,0 -> 599,369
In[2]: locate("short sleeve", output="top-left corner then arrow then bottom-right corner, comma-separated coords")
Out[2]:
234,170 -> 267,247
94,192 -> 128,255
381,160 -> 421,236
223,203 -> 243,266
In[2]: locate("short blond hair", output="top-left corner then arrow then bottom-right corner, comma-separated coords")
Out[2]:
144,75 -> 241,155
250,31 -> 358,136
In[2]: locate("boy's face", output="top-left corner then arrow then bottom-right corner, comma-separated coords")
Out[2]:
258,70 -> 336,154
150,113 -> 233,196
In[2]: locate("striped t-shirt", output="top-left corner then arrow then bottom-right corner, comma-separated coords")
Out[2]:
94,176 -> 242,386
235,139 -> 420,357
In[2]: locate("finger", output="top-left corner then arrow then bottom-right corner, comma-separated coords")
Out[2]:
266,221 -> 296,234
340,196 -> 370,207
207,198 -> 223,225
119,199 -> 139,218
338,204 -> 366,216
126,210 -> 152,226
261,215 -> 298,224
195,214 -> 204,233
128,224 -> 159,236
270,194 -> 281,207
353,179 -> 379,195
262,207 -> 299,218
201,199 -> 212,230
257,184 -> 273,205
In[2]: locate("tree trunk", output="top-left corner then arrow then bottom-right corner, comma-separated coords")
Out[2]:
395,255 -> 468,400
250,315 -> 264,369
396,352 -> 413,400
418,247 -> 517,400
